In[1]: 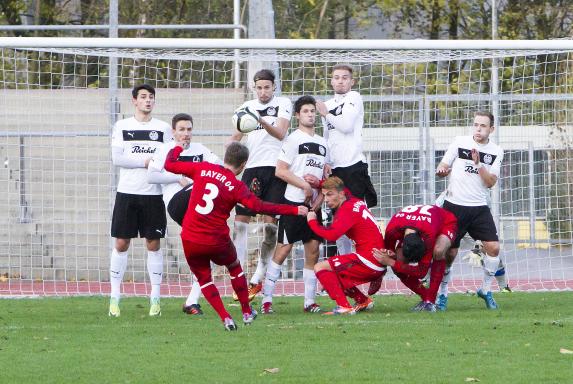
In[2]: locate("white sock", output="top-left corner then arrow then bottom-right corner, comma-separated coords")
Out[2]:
185,280 -> 201,306
110,248 -> 128,301
438,266 -> 452,297
303,268 -> 317,307
147,249 -> 163,300
495,256 -> 507,289
482,254 -> 500,293
262,260 -> 281,304
251,223 -> 277,285
336,235 -> 352,255
233,221 -> 248,266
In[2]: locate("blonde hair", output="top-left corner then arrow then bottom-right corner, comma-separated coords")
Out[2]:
322,176 -> 345,192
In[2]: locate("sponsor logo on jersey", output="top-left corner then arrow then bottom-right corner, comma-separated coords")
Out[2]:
123,130 -> 164,142
132,146 -> 157,154
465,165 -> 480,174
305,158 -> 323,169
259,106 -> 279,117
298,142 -> 327,156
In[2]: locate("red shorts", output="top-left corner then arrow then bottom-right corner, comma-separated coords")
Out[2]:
182,239 -> 237,272
440,210 -> 458,242
328,253 -> 386,290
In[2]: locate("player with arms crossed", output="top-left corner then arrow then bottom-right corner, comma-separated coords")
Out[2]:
308,177 -> 386,315
316,63 -> 377,256
435,111 -> 504,310
109,84 -> 171,317
147,113 -> 221,316
227,69 -> 293,300
373,204 -> 457,312
164,142 -> 308,331
261,96 -> 327,314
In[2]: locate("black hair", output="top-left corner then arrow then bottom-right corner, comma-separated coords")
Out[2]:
224,142 -> 249,168
132,84 -> 155,99
402,232 -> 426,264
294,95 -> 316,114
171,113 -> 193,130
253,69 -> 275,84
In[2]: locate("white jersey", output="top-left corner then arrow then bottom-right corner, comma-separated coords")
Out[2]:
148,141 -> 222,205
240,96 -> 292,168
112,117 -> 171,195
321,90 -> 365,168
278,129 -> 328,203
441,136 -> 504,206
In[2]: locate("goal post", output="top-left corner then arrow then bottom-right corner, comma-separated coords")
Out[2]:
0,38 -> 571,297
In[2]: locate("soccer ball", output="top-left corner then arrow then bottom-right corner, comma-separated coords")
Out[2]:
232,106 -> 260,133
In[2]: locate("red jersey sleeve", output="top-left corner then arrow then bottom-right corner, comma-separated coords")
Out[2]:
237,183 -> 298,217
308,205 -> 354,241
164,145 -> 198,179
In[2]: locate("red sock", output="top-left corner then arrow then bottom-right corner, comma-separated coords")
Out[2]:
428,259 -> 446,303
228,263 -> 251,315
396,272 -> 428,300
316,269 -> 351,308
344,287 -> 369,304
191,265 -> 230,321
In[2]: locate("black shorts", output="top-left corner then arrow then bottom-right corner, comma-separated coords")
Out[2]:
167,185 -> 192,226
443,200 -> 498,248
278,200 -> 323,244
111,192 -> 167,239
235,166 -> 287,217
332,161 -> 377,208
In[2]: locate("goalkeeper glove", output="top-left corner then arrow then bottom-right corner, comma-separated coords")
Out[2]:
462,249 -> 484,268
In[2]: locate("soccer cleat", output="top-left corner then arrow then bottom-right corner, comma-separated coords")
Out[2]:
149,297 -> 161,316
410,300 -> 426,312
243,307 -> 258,325
223,317 -> 237,331
323,306 -> 356,315
247,283 -> 262,301
367,276 -> 383,296
436,294 -> 448,311
304,303 -> 321,313
499,285 -> 512,293
182,303 -> 203,315
477,289 -> 498,310
108,297 -> 120,317
260,302 -> 274,314
353,297 -> 374,313
420,301 -> 437,312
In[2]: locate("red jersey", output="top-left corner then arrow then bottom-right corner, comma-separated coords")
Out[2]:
165,146 -> 298,245
384,204 -> 457,278
308,197 -> 384,266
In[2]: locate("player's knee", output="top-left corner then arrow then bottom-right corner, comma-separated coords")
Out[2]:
232,221 -> 248,242
146,239 -> 160,252
484,242 -> 500,257
115,238 -> 130,252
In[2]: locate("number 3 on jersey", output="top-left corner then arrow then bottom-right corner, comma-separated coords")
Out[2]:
195,183 -> 219,215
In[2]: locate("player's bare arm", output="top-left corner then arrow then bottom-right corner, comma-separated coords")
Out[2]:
310,192 -> 324,212
225,131 -> 244,148
261,116 -> 289,140
471,148 -> 498,188
275,160 -> 313,204
435,162 -> 451,177
306,211 -> 317,222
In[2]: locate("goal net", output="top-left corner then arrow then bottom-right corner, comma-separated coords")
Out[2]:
0,41 -> 572,297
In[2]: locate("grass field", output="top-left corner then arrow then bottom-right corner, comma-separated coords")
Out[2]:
1,292 -> 572,383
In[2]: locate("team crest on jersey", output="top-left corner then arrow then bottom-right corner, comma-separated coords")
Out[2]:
267,106 -> 276,116
335,105 -> 343,115
319,146 -> 326,156
483,153 -> 493,165
149,131 -> 159,141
